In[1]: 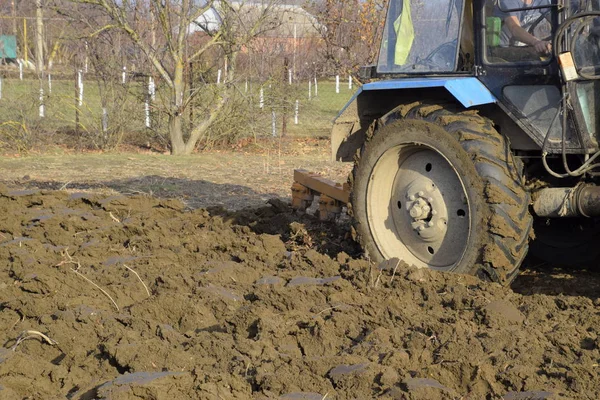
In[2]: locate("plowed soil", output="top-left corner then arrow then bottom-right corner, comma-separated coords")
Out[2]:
1,183 -> 599,400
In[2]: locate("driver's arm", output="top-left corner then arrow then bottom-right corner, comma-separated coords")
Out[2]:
505,15 -> 552,54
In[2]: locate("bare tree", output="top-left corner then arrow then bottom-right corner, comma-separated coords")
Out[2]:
305,0 -> 388,74
61,0 -> 283,155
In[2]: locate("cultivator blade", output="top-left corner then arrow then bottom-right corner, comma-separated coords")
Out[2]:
291,169 -> 350,221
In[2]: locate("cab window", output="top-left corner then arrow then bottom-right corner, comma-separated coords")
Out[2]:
377,0 -> 465,73
484,0 -> 555,64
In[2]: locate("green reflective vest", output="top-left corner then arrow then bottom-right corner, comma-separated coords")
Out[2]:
394,0 -> 415,65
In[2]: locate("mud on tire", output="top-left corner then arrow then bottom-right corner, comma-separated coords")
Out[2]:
350,103 -> 533,285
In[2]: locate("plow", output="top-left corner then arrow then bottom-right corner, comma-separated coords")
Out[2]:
291,169 -> 350,221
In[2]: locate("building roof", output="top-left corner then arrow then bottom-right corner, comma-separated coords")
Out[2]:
191,1 -> 322,38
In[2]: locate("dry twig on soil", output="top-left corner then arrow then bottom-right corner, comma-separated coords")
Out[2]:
55,248 -> 77,268
109,212 -> 121,223
314,304 -> 351,318
56,249 -> 120,311
71,268 -> 120,311
11,330 -> 58,351
374,270 -> 383,288
10,309 -> 24,330
390,259 -> 401,283
123,264 -> 151,297
59,181 -> 72,190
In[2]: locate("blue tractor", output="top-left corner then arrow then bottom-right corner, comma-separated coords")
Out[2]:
294,0 -> 600,285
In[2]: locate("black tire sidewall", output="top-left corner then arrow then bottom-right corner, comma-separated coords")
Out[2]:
352,119 -> 489,274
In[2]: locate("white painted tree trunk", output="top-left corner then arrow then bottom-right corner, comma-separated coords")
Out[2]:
78,70 -> 83,107
259,88 -> 264,109
294,100 -> 299,125
148,77 -> 155,101
39,87 -> 44,117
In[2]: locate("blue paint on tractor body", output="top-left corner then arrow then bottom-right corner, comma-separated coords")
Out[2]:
337,77 -> 497,118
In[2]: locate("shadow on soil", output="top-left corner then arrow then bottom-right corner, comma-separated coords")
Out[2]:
10,175 -> 281,210
512,258 -> 600,299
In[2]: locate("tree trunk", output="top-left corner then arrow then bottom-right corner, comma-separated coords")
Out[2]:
167,52 -> 232,155
11,0 -> 17,38
169,60 -> 191,155
35,0 -> 44,76
169,113 -> 187,155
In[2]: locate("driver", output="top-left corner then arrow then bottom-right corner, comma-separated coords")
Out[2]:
494,0 -> 552,55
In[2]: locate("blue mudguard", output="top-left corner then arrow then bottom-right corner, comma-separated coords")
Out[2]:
338,77 -> 497,118
331,77 -> 497,161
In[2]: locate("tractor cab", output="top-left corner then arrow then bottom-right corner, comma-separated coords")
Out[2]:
369,0 -> 600,156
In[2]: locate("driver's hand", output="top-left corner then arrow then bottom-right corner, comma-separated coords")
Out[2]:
534,40 -> 552,55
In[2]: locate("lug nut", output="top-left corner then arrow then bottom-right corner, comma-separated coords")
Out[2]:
428,197 -> 434,203
418,191 -> 424,197
427,221 -> 435,228
432,210 -> 438,216
409,195 -> 416,201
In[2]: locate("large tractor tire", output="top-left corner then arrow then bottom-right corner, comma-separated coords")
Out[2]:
350,103 -> 533,285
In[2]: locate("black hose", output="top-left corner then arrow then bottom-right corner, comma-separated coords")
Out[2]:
542,9 -> 600,177
569,16 -> 600,80
553,11 -> 600,57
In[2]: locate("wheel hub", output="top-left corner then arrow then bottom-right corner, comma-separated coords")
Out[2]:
408,198 -> 430,220
405,179 -> 448,243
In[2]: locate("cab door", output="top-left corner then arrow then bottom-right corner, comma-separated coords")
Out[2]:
474,1 -> 594,153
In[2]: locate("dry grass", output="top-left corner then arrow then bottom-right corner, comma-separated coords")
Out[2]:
0,137 -> 352,210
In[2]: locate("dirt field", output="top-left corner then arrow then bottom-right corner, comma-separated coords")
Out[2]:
1,141 -> 600,399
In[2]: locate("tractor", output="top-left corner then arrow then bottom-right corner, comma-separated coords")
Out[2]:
292,0 -> 600,286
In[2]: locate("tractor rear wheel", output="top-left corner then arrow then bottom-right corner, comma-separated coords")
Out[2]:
350,103 -> 532,285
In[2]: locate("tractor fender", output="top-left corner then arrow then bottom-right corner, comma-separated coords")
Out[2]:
331,77 -> 497,162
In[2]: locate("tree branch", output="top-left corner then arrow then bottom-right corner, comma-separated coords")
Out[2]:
188,31 -> 223,62
187,95 -> 227,151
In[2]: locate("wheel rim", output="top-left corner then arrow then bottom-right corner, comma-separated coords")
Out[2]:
366,143 -> 471,270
